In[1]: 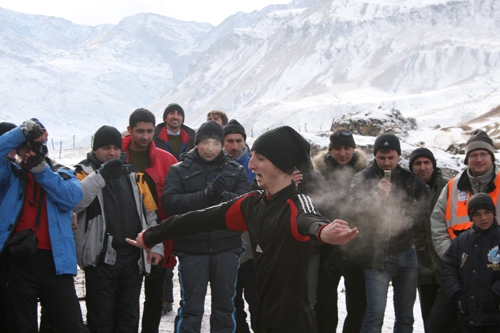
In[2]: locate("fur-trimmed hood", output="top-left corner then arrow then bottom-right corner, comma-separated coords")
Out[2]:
312,148 -> 368,174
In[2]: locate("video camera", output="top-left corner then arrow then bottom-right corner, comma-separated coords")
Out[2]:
28,141 -> 48,157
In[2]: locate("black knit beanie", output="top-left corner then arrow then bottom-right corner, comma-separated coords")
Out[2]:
0,122 -> 16,136
162,103 -> 185,123
464,129 -> 495,165
224,119 -> 246,141
468,193 -> 496,220
93,125 -> 122,151
409,148 -> 436,170
195,121 -> 224,145
373,133 -> 401,156
329,128 -> 355,150
251,126 -> 311,174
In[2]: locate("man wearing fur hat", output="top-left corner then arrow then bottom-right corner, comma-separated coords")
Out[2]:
409,147 -> 450,328
74,125 -> 163,332
160,121 -> 251,333
349,133 -> 429,333
428,129 -> 499,333
127,125 -> 358,333
311,127 -> 368,333
153,103 -> 195,159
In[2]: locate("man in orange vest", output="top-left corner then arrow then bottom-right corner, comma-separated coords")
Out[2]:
427,129 -> 498,333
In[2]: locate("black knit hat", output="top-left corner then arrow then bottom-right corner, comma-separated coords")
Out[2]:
464,129 -> 495,165
93,125 -> 122,151
409,148 -> 436,170
251,126 -> 311,174
329,128 -> 355,150
0,122 -> 16,136
195,121 -> 224,145
162,103 -> 185,123
224,119 -> 246,141
373,133 -> 401,156
468,193 -> 496,220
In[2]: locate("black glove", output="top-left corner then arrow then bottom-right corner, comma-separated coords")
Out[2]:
25,154 -> 46,173
204,174 -> 226,204
21,119 -> 45,141
98,159 -> 124,181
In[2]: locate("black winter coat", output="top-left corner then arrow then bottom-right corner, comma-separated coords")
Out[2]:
443,221 -> 500,326
161,148 -> 251,254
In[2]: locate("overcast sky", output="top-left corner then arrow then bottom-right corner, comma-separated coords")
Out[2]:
0,0 -> 291,26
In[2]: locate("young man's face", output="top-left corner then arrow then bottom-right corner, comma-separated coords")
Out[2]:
94,145 -> 121,163
468,149 -> 493,177
412,157 -> 434,183
165,110 -> 183,132
128,121 -> 154,152
197,138 -> 222,162
207,114 -> 224,127
331,146 -> 354,165
472,208 -> 495,231
248,153 -> 282,192
224,133 -> 245,158
375,149 -> 399,171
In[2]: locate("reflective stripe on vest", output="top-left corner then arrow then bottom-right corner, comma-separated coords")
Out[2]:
445,173 -> 500,239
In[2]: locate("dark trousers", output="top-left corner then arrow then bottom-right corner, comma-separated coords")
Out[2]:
315,256 -> 366,333
175,248 -> 242,333
0,254 -> 9,332
417,283 -> 440,328
234,259 -> 258,332
85,253 -> 143,333
142,265 -> 166,333
5,250 -> 88,333
163,267 -> 174,303
425,283 -> 460,333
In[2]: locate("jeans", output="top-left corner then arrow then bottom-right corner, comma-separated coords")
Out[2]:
361,246 -> 418,333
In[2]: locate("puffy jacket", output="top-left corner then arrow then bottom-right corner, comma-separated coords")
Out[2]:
161,148 -> 251,254
431,166 -> 500,259
74,153 -> 163,273
0,127 -> 83,275
348,163 -> 429,268
442,221 -> 500,326
153,123 -> 195,160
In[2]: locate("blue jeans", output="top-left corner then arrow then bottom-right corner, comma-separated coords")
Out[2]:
361,246 -> 418,333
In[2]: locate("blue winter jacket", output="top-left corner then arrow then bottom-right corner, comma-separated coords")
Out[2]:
234,146 -> 255,184
0,127 -> 83,275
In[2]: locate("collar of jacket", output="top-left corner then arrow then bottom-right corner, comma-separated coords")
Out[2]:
458,164 -> 497,193
263,183 -> 297,201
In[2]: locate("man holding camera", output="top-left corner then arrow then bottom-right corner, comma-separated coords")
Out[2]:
74,125 -> 163,332
0,119 -> 88,332
348,133 -> 429,333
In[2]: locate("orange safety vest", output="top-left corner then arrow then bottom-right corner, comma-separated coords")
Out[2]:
445,173 -> 500,239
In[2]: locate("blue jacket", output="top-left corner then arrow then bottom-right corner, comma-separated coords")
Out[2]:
0,127 -> 83,275
234,146 -> 255,184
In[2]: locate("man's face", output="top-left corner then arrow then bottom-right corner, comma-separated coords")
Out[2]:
331,146 -> 354,165
375,149 -> 400,171
224,133 -> 245,158
468,149 -> 493,177
197,138 -> 222,162
248,153 -> 282,192
165,110 -> 183,132
471,208 -> 495,231
128,122 -> 154,151
412,157 -> 434,183
94,145 -> 121,163
207,114 -> 223,127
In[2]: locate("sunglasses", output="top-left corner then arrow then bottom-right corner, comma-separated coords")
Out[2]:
332,131 -> 352,138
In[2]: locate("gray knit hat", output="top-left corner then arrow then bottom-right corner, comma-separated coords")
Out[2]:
464,129 -> 495,165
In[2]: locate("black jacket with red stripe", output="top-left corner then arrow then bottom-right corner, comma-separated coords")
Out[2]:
144,183 -> 329,333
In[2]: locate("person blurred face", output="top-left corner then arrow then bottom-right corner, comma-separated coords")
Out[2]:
375,149 -> 399,171
472,208 -> 495,231
165,110 -> 183,132
468,149 -> 493,177
127,122 -> 154,152
412,157 -> 434,183
197,138 -> 222,162
224,133 -> 245,158
94,145 -> 121,163
330,146 -> 354,165
248,153 -> 284,194
207,114 -> 224,127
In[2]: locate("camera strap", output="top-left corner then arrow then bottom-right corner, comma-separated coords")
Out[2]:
32,187 -> 45,234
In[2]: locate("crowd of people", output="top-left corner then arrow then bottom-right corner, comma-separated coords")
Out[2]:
0,105 -> 499,333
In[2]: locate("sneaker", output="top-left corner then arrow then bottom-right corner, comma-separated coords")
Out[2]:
162,301 -> 173,315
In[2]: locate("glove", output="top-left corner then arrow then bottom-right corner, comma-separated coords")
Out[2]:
25,154 -> 47,173
98,159 -> 124,181
204,174 -> 226,204
21,119 -> 46,141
